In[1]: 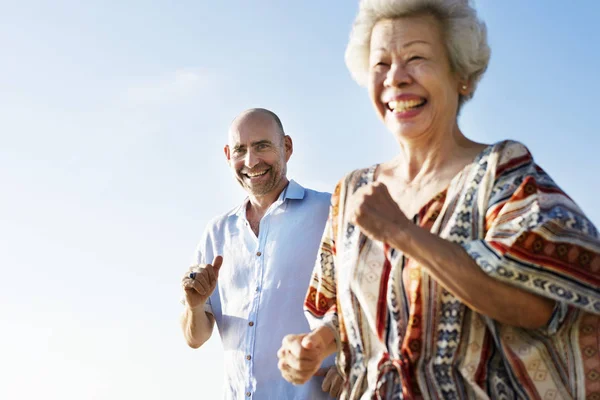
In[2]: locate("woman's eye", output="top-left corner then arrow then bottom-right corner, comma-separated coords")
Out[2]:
373,61 -> 389,69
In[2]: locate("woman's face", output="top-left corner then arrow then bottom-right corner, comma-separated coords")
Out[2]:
368,15 -> 463,141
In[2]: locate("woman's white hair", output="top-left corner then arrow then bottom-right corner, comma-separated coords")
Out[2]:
345,0 -> 491,108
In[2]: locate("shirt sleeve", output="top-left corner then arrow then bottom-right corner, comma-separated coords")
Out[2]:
462,143 -> 600,333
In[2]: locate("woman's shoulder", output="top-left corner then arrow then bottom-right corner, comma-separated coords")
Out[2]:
478,139 -> 540,179
336,164 -> 378,192
328,165 -> 378,210
488,139 -> 535,165
485,140 -> 567,199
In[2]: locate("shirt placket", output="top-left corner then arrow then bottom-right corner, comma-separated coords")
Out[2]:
243,210 -> 272,398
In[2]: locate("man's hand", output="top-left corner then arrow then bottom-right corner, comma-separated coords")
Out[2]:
315,366 -> 344,398
181,256 -> 223,309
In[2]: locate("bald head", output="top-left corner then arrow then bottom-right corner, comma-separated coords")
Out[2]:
229,108 -> 285,142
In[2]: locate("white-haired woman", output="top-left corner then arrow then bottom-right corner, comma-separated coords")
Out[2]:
278,0 -> 600,399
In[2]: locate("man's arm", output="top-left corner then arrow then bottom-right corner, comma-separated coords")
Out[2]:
180,256 -> 223,348
180,306 -> 215,349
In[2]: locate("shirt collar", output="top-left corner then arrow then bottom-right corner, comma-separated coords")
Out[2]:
229,179 -> 305,218
284,179 -> 306,200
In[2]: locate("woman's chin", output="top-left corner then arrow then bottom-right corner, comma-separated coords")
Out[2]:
387,122 -> 428,142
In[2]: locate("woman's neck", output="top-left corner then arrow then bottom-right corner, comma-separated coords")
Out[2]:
389,124 -> 477,185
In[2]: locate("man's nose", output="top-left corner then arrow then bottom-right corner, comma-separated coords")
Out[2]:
244,149 -> 259,168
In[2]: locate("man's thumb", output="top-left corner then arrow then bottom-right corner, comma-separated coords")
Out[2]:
212,256 -> 223,274
301,330 -> 321,350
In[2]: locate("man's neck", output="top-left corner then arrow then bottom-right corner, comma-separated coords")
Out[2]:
246,178 -> 290,222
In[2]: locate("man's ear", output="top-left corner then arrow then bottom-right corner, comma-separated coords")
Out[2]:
224,144 -> 231,163
283,135 -> 293,162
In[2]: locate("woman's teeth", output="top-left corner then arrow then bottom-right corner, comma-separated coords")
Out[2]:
387,99 -> 426,112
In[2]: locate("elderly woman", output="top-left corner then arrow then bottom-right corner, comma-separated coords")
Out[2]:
277,0 -> 600,399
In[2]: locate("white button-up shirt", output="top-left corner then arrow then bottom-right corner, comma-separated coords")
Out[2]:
195,180 -> 334,400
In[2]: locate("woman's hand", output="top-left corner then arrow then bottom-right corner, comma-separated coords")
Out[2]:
350,181 -> 410,246
278,326 -> 337,385
278,331 -> 328,384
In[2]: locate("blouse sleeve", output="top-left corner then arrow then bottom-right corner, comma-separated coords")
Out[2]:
463,143 -> 600,332
304,180 -> 342,349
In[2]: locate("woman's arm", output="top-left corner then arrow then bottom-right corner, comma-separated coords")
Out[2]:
351,181 -> 556,329
393,223 -> 555,329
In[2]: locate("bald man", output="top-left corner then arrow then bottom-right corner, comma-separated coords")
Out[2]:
180,109 -> 342,399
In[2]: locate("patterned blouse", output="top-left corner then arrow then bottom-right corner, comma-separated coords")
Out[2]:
304,141 -> 600,399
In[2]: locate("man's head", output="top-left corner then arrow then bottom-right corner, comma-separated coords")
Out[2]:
224,108 -> 293,198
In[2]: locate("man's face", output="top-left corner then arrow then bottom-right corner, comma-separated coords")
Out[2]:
224,114 -> 292,197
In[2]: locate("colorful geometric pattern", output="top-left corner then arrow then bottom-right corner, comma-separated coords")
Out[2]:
304,141 -> 600,399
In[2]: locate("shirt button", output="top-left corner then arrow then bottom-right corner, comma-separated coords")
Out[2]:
246,392 -> 251,397
246,355 -> 252,360
255,286 -> 259,292
256,251 -> 261,256
248,321 -> 254,327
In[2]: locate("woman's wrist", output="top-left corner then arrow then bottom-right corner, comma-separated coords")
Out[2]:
314,325 -> 338,358
387,219 -> 416,252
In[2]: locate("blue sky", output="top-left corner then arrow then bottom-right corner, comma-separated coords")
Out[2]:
2,1 -> 599,399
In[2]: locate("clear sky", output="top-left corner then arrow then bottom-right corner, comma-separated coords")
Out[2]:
2,1 -> 599,399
